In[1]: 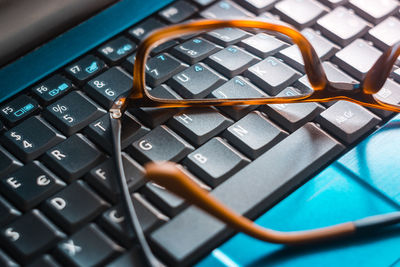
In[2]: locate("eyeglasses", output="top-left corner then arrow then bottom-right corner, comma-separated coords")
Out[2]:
109,19 -> 400,266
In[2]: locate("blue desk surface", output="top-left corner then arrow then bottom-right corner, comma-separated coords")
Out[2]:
198,115 -> 400,267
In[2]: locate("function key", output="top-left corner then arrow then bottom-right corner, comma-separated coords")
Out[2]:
332,39 -> 382,80
44,91 -> 106,136
85,67 -> 133,109
54,224 -> 122,267
31,75 -> 73,104
41,134 -> 105,182
316,7 -> 369,46
65,55 -> 106,84
236,0 -> 277,14
128,17 -> 166,43
0,162 -> 65,211
200,0 -> 253,19
2,116 -> 65,162
98,36 -> 136,64
171,37 -> 221,64
0,210 -> 65,264
0,146 -> 22,178
367,16 -> 400,50
0,95 -> 39,126
158,1 -> 198,24
348,0 -> 399,24
205,27 -> 250,46
274,0 -> 328,29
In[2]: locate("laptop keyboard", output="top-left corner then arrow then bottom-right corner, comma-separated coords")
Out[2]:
0,0 -> 399,266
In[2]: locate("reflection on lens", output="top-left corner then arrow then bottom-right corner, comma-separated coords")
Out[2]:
374,78 -> 400,108
144,27 -> 313,102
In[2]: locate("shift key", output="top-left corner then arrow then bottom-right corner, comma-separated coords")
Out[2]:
150,123 -> 344,266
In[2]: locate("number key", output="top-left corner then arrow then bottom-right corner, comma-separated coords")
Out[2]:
44,91 -> 106,136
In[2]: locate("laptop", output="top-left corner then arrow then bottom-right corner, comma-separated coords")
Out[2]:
0,0 -> 400,266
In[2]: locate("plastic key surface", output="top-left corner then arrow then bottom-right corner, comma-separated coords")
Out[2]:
0,95 -> 39,126
0,146 -> 22,178
151,123 -> 344,266
31,75 -> 73,104
65,55 -> 106,84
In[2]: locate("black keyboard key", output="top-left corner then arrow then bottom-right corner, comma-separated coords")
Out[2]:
106,247 -> 147,267
171,37 -> 221,64
206,45 -> 259,78
0,120 -> 4,134
84,112 -> 149,154
200,0 -> 253,19
348,0 -> 398,24
245,56 -> 301,95
85,67 -> 133,109
131,84 -> 182,127
98,205 -> 135,247
44,91 -> 106,136
55,224 -> 123,267
128,18 -> 166,43
0,249 -> 18,267
42,181 -> 108,233
367,16 -> 400,50
122,52 -> 137,73
159,1 -> 198,23
143,182 -> 186,217
130,125 -> 194,163
237,0 -> 277,14
316,101 -> 381,144
65,55 -> 106,84
0,162 -> 65,211
3,116 -> 65,162
393,68 -> 400,83
132,193 -> 169,232
151,123 -> 344,266
168,107 -> 233,145
27,255 -> 60,267
0,196 -> 20,227
316,7 -> 369,46
332,39 -> 382,80
98,36 -> 137,64
86,153 -> 145,203
277,28 -> 338,72
239,33 -> 288,58
42,134 -> 105,182
169,63 -> 226,99
318,0 -> 348,8
31,75 -> 74,104
205,28 -> 250,46
369,79 -> 400,118
151,40 -> 180,56
261,87 -> 325,131
0,146 -> 22,178
145,53 -> 187,87
0,210 -> 65,263
223,111 -> 287,159
0,95 -> 39,126
184,137 -> 249,187
274,0 -> 328,29
210,76 -> 267,119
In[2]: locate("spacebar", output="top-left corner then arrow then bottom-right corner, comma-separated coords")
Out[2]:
150,123 -> 344,266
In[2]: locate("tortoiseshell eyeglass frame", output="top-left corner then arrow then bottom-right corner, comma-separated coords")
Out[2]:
109,19 -> 400,267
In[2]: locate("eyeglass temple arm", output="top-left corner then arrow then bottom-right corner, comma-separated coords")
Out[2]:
109,113 -> 163,267
363,40 -> 400,94
145,161 -> 400,244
